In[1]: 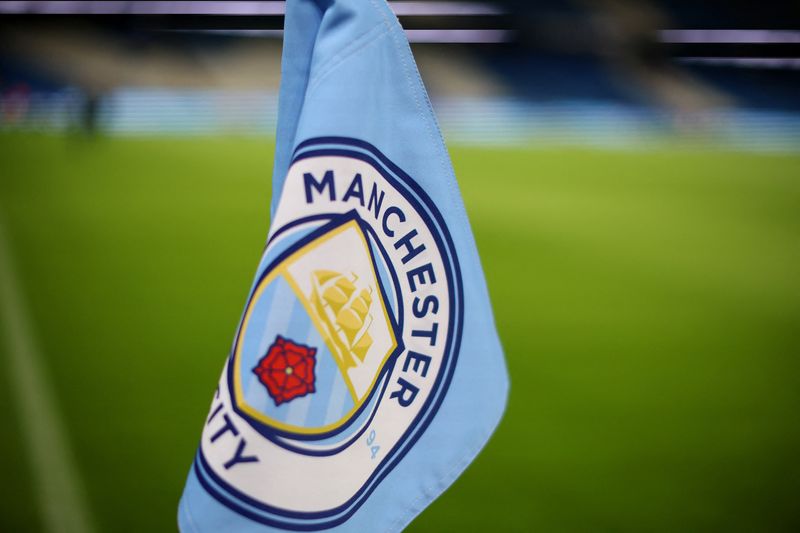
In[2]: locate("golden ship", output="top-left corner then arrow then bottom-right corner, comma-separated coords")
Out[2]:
309,270 -> 375,375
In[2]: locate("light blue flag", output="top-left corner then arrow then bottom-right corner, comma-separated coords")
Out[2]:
178,1 -> 508,530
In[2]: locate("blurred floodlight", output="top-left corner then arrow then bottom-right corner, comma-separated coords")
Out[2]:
659,29 -> 800,44
170,28 -> 513,43
678,57 -> 800,69
385,1 -> 504,16
0,0 -> 506,16
404,28 -> 512,43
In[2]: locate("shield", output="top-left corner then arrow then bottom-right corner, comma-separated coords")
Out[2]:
231,216 -> 400,436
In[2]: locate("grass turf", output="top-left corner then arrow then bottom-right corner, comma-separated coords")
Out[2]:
0,134 -> 798,532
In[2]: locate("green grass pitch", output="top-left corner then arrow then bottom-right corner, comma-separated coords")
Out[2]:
0,134 -> 798,532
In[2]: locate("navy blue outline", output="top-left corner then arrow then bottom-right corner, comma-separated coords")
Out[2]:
266,214 -> 333,248
359,221 -> 404,326
197,137 -> 464,530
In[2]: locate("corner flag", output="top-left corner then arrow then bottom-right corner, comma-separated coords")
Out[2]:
178,1 -> 508,530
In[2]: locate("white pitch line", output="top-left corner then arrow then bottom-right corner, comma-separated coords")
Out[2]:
0,213 -> 96,533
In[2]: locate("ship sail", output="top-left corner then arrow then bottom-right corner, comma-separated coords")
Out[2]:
310,270 -> 375,381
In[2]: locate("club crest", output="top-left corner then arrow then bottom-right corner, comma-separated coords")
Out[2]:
195,138 -> 463,529
234,216 -> 401,434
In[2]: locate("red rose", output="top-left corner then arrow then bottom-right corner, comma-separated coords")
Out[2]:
253,336 -> 317,405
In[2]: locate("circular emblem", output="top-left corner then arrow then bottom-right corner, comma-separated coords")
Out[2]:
194,138 -> 463,529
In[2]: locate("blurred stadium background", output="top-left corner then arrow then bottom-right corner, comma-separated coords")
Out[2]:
0,1 -> 798,532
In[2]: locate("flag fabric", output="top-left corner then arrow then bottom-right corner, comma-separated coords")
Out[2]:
178,1 -> 508,530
